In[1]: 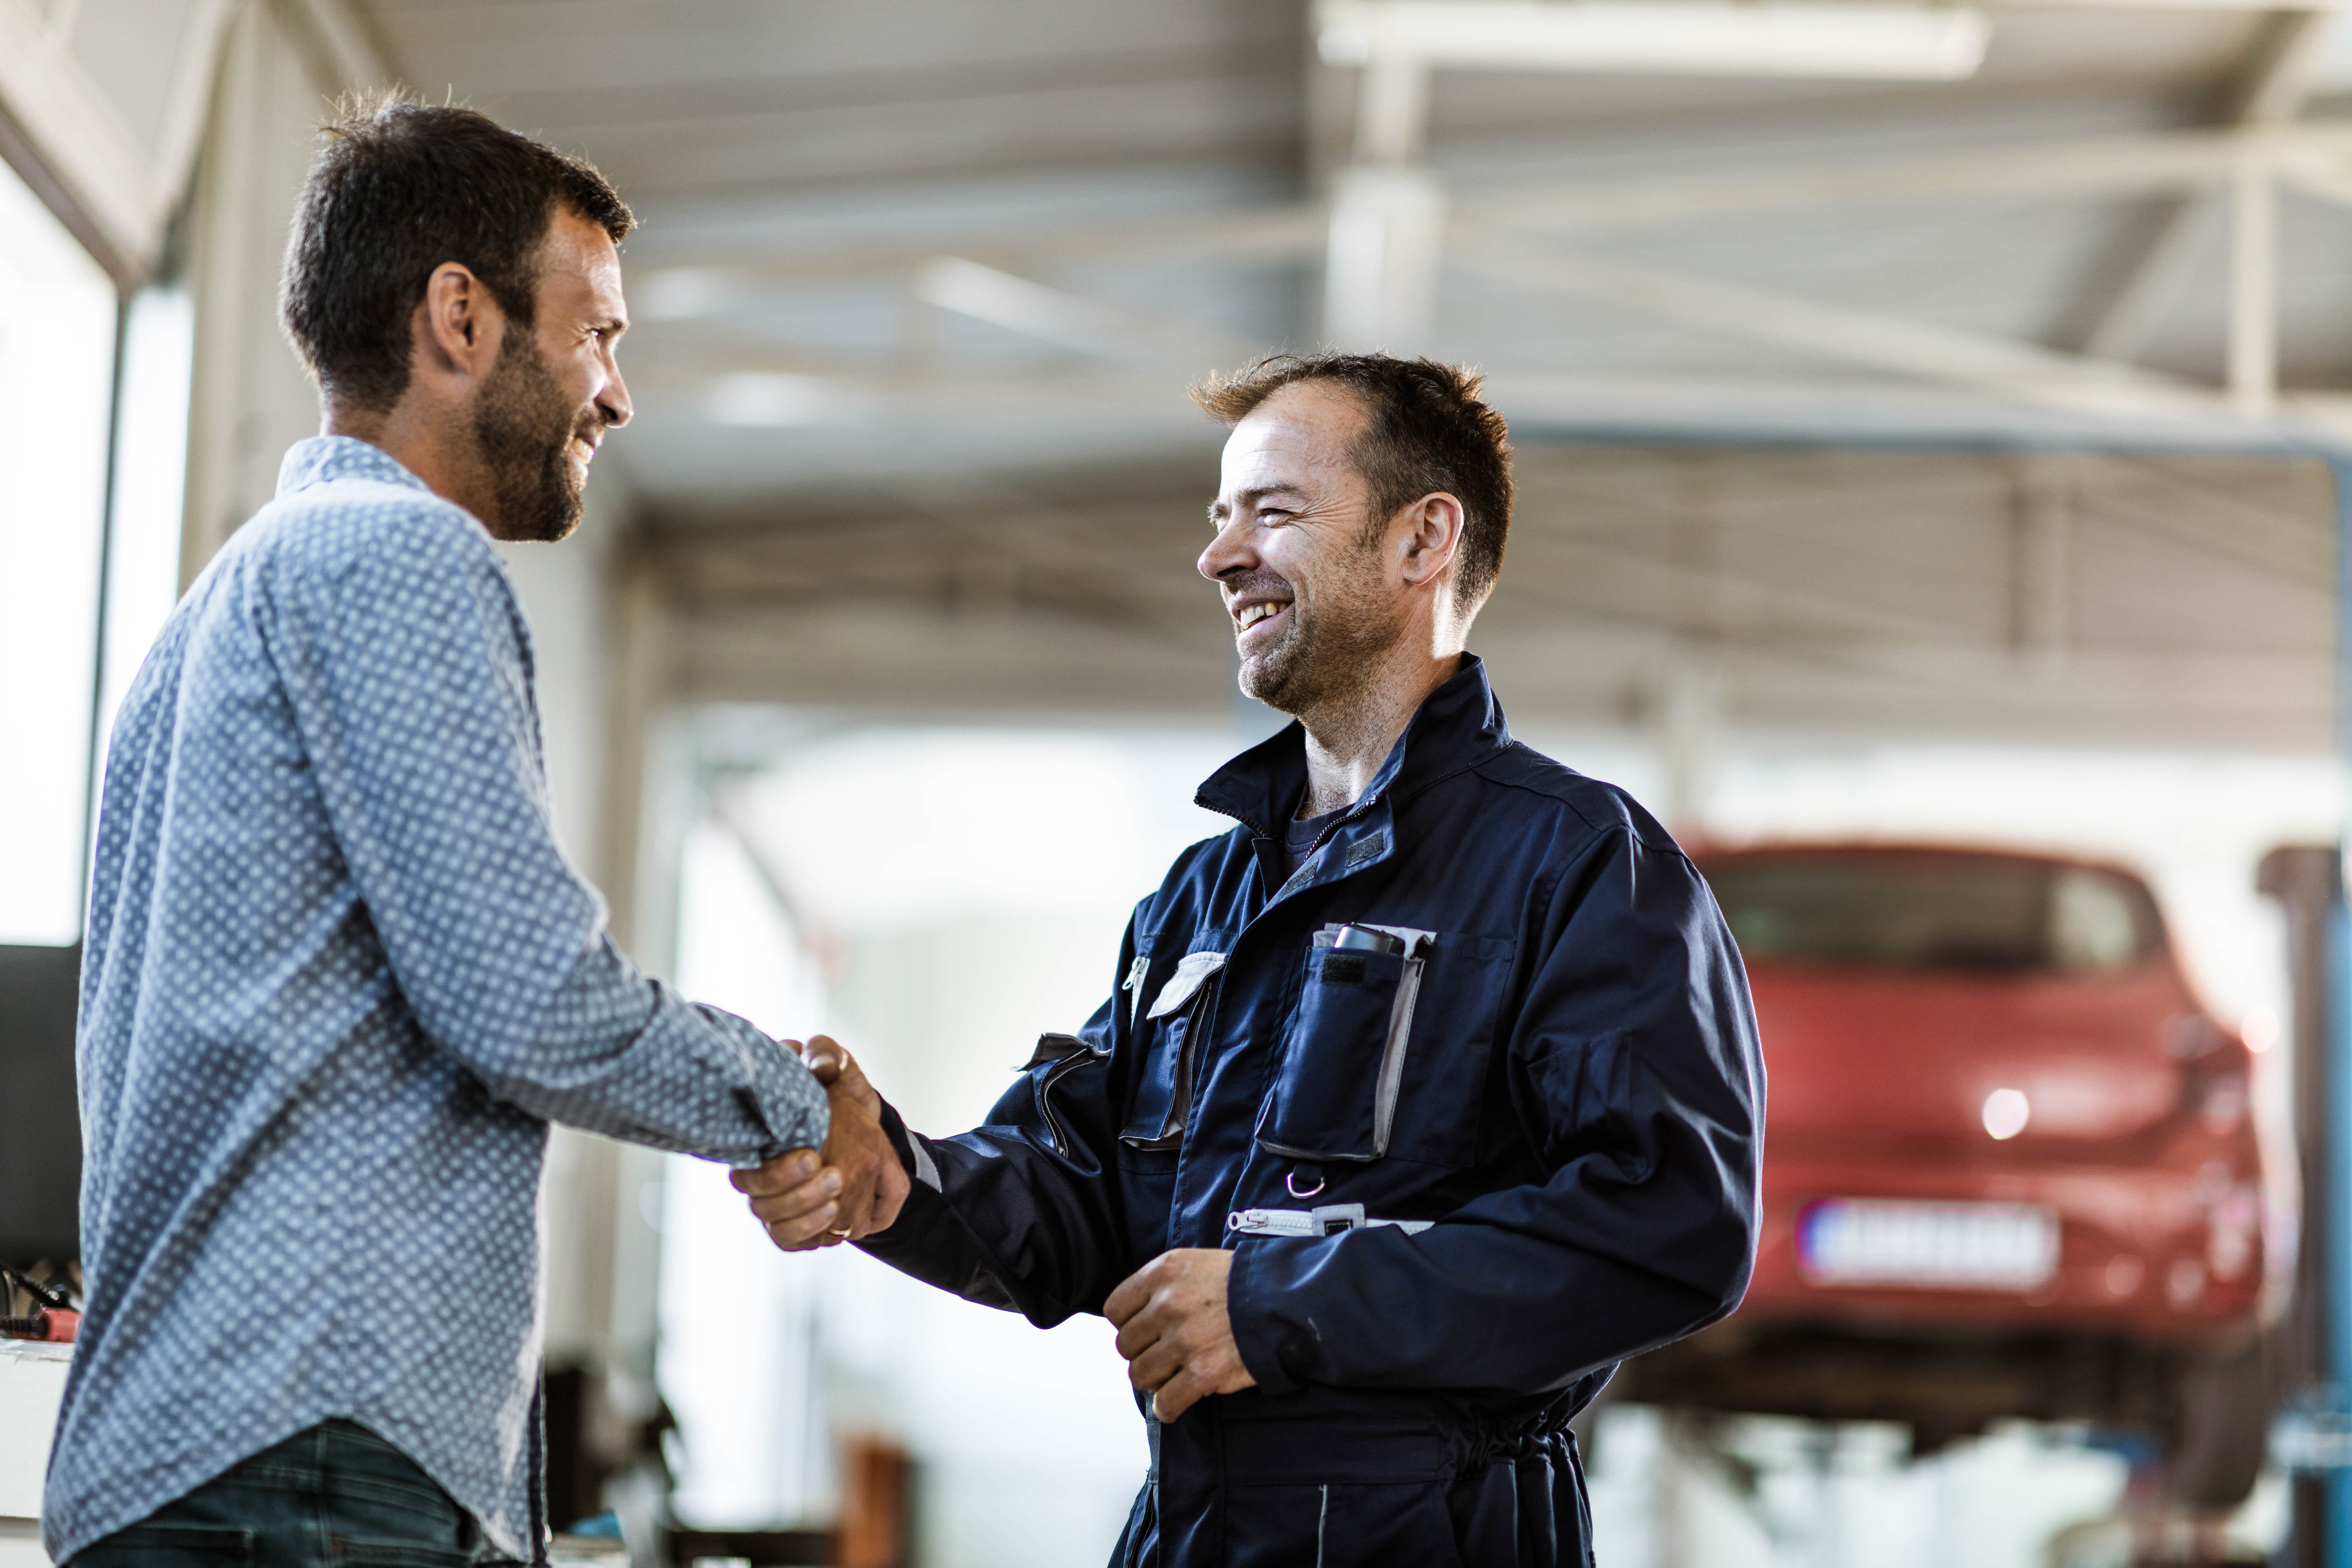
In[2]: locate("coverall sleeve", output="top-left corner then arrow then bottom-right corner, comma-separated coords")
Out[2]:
856,915 -> 1144,1326
271,504 -> 827,1165
1227,826 -> 1764,1396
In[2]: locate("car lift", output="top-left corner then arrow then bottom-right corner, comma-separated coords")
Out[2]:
2259,463 -> 2352,1568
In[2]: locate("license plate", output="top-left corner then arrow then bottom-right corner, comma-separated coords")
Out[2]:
1798,1199 -> 2059,1290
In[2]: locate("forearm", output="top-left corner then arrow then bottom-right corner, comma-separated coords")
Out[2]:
1227,1163 -> 1754,1396
854,1120 -> 1026,1314
475,938 -> 828,1162
856,1099 -> 1127,1326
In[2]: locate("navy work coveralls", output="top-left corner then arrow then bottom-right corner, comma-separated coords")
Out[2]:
863,657 -> 1764,1566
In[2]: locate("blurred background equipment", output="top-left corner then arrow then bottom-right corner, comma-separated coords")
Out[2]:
0,1337 -> 72,1568
0,1267 -> 78,1349
0,948 -> 81,1273
12,2 -> 2352,1566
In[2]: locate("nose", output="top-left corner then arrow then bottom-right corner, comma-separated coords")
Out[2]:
1198,515 -> 1252,584
598,359 -> 633,429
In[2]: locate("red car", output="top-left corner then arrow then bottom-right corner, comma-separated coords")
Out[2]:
1616,844 -> 2274,1505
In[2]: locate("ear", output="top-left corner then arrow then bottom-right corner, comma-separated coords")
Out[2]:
1396,492 -> 1465,590
411,261 -> 503,389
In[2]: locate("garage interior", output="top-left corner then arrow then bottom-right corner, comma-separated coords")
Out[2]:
7,2 -> 2352,1566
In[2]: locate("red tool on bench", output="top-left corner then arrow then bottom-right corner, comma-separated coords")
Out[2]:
0,1261 -> 78,1343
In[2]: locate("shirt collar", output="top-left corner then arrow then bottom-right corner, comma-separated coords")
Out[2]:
276,436 -> 434,498
1194,653 -> 1513,838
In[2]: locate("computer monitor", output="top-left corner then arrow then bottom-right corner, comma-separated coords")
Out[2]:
0,944 -> 81,1265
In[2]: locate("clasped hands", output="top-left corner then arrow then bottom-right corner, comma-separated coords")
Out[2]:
734,1039 -> 1255,1420
732,1035 -> 909,1248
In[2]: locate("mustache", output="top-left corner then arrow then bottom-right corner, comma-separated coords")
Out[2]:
1220,569 -> 1294,609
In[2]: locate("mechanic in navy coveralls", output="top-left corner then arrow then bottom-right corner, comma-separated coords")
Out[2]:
738,351 -> 1766,1567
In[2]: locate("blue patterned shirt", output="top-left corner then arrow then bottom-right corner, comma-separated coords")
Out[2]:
45,437 -> 828,1564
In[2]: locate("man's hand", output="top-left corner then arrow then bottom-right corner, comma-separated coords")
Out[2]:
732,1037 -> 911,1252
1104,1248 -> 1257,1421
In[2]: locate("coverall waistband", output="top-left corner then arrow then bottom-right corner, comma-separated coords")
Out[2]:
1151,1410 -> 1455,1486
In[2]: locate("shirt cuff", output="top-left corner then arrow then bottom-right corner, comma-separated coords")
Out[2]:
874,1098 -> 941,1192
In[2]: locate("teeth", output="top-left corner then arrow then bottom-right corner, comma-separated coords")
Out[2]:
1238,602 -> 1287,630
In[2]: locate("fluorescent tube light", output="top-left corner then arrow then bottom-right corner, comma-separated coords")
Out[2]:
1318,2 -> 1990,80
707,373 -> 874,428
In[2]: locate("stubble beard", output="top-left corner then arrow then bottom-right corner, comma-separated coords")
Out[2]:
472,331 -> 593,543
1238,542 -> 1406,722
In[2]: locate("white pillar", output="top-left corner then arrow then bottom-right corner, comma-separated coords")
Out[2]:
1324,164 -> 1446,352
2010,454 -> 2074,680
2228,160 -> 2277,419
1323,53 -> 1444,352
1654,657 -> 1724,836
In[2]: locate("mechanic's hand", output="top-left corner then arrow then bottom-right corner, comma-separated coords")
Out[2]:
1104,1248 -> 1257,1421
732,1036 -> 910,1252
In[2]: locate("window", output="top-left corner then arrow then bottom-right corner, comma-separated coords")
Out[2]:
0,155 -> 117,945
1707,851 -> 2165,975
97,285 -> 192,746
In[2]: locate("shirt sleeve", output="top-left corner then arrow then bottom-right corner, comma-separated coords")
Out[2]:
1226,826 -> 1765,1396
266,498 -> 827,1161
507,936 -> 829,1164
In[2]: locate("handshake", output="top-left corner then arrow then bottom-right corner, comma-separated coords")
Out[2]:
729,1037 -> 1256,1420
731,1037 -> 910,1250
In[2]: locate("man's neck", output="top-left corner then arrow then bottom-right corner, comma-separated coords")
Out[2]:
325,400 -> 491,522
1294,645 -> 1461,819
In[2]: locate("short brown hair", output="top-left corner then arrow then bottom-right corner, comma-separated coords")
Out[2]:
281,95 -> 635,412
1192,352 -> 1513,609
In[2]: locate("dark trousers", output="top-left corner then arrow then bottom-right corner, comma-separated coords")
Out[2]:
67,1420 -> 489,1567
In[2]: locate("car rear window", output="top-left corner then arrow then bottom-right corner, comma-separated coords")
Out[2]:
1704,854 -> 2165,974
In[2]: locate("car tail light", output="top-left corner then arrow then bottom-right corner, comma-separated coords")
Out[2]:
2171,1015 -> 2252,1130
2207,1184 -> 2260,1282
2197,1073 -> 2249,1132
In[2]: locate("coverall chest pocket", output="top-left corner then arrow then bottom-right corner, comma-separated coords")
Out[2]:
1121,950 -> 1226,1150
1256,932 -> 1429,1162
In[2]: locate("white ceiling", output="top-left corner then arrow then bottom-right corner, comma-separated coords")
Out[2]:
362,2 -> 2346,747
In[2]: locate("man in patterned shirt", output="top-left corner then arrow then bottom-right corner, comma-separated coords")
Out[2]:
46,99 -> 904,1567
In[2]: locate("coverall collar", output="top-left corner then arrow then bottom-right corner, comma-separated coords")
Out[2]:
1194,652 -> 1513,838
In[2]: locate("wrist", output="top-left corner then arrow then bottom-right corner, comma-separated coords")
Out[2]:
873,1098 -> 938,1194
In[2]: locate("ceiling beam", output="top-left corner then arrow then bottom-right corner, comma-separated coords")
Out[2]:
639,349 -> 2352,450
2067,9 -> 2333,360
630,121 -> 2352,302
1991,0 -> 2340,8
1316,2 -> 1990,80
1456,236 -> 2221,416
632,204 -> 1327,287
1462,120 -> 2352,235
910,255 -> 1254,365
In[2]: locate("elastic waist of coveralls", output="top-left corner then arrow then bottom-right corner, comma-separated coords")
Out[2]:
1148,1408 -> 1456,1486
1148,1392 -> 1590,1484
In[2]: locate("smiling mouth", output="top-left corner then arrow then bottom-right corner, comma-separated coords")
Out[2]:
1233,599 -> 1291,639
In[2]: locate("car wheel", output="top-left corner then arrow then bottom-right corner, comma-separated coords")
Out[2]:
2164,1338 -> 2272,1511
